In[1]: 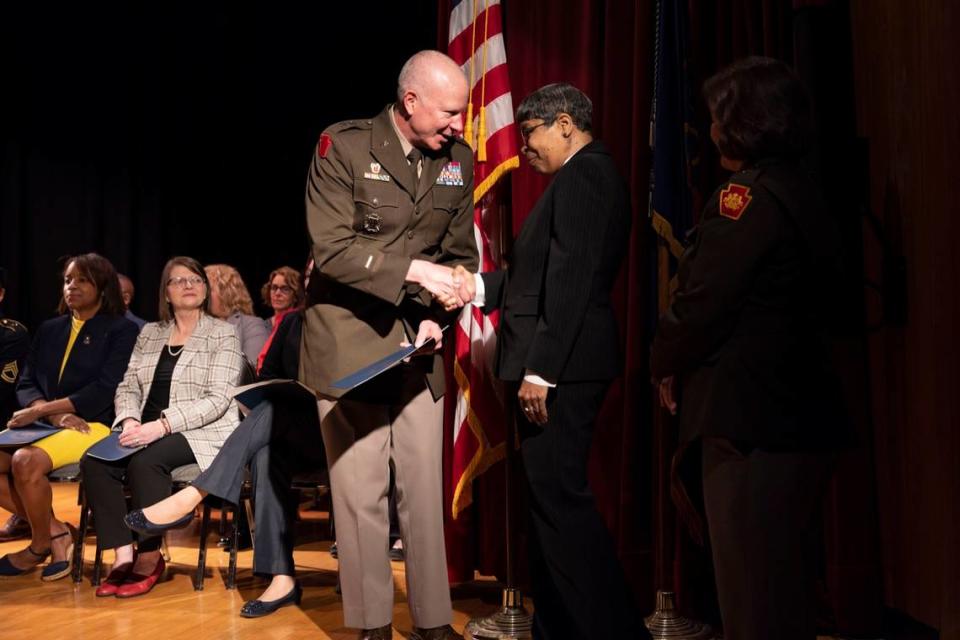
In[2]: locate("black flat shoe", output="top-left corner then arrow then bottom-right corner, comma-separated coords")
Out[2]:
239,581 -> 302,618
124,509 -> 194,537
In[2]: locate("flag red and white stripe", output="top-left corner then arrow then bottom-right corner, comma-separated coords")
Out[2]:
447,0 -> 519,519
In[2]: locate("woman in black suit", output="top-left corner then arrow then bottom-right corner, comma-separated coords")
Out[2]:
445,83 -> 640,640
0,253 -> 137,580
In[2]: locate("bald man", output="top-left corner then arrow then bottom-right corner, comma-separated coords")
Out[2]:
301,50 -> 477,640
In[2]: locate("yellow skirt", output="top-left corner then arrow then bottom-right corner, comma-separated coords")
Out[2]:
32,422 -> 111,470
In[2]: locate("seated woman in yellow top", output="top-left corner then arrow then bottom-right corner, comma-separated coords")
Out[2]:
0,253 -> 138,580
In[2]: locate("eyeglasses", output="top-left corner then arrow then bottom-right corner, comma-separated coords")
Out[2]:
270,284 -> 293,294
167,276 -> 205,289
520,120 -> 550,144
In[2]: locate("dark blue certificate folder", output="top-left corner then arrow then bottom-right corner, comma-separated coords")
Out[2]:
84,432 -> 145,462
0,422 -> 59,447
329,338 -> 437,392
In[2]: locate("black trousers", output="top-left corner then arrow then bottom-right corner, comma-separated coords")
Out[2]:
517,380 -> 641,640
81,433 -> 196,551
192,398 -> 324,577
701,436 -> 835,640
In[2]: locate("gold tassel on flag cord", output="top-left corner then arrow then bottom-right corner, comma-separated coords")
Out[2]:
476,0 -> 490,162
464,0 -> 479,149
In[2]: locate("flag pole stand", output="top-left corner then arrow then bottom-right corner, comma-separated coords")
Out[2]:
465,396 -> 532,640
645,591 -> 715,639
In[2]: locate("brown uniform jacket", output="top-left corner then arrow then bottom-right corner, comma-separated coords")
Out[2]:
301,106 -> 478,401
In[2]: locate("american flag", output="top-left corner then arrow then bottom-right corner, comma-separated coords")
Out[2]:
446,0 -> 519,519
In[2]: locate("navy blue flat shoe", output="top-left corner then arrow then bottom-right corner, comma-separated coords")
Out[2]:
41,525 -> 76,582
124,509 -> 194,537
239,581 -> 302,618
0,545 -> 49,577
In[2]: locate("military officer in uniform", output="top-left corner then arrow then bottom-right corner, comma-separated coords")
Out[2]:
651,57 -> 850,640
0,268 -> 29,428
0,268 -> 31,541
301,50 -> 477,640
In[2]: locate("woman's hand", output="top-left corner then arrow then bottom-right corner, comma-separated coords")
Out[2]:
118,419 -> 165,447
6,404 -> 43,428
57,414 -> 91,434
518,380 -> 550,426
657,376 -> 677,415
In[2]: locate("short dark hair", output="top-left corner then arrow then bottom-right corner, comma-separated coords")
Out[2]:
260,266 -> 304,308
703,56 -> 812,163
157,256 -> 211,323
516,83 -> 593,132
57,253 -> 126,316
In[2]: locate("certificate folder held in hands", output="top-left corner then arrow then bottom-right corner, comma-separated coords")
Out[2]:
85,432 -> 145,462
330,337 -> 437,393
0,422 -> 59,447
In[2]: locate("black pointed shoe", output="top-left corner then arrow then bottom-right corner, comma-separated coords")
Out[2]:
124,509 -> 194,537
239,581 -> 302,618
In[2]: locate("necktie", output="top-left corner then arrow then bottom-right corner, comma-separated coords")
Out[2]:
407,148 -> 422,189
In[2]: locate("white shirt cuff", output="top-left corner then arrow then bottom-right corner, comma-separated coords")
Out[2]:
523,371 -> 557,388
472,273 -> 486,307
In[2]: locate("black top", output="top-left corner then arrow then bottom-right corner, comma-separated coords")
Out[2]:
141,346 -> 182,423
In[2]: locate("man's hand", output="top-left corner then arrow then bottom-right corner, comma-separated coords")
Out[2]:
406,260 -> 463,305
518,379 -> 549,426
414,319 -> 444,351
438,265 -> 477,311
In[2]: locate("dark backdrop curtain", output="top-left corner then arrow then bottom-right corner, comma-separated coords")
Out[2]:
1,1 -> 438,329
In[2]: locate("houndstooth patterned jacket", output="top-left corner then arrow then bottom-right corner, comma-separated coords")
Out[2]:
113,314 -> 243,470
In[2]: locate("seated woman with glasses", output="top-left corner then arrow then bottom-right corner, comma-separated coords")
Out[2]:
126,261 -> 323,617
256,266 -> 303,374
261,266 -> 303,331
80,256 -> 244,598
0,253 -> 138,581
204,264 -> 269,376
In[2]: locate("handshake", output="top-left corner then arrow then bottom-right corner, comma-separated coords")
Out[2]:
407,260 -> 478,312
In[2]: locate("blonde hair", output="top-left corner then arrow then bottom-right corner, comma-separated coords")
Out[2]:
205,264 -> 254,316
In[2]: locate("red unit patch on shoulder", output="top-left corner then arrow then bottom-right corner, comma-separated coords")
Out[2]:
718,183 -> 753,220
318,133 -> 333,159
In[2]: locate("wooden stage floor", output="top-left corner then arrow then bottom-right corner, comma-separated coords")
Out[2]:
0,483 -> 510,639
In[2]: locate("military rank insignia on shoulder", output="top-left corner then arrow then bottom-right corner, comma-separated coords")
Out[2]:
719,183 -> 753,220
318,133 -> 333,159
436,161 -> 464,186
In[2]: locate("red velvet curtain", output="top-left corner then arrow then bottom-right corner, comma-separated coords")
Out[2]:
437,2 -> 883,634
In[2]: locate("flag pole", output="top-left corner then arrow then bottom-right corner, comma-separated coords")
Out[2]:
465,390 -> 533,640
465,182 -> 532,640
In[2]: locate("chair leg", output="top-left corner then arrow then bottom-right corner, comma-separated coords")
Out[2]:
226,503 -> 240,590
73,491 -> 88,584
194,502 -> 211,591
92,544 -> 103,586
218,501 -> 228,546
